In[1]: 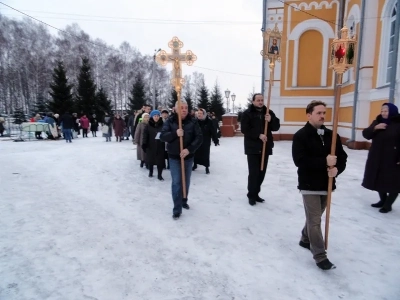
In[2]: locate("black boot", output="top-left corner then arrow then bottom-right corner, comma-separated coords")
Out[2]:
192,164 -> 197,171
316,259 -> 336,270
140,161 -> 144,168
157,166 -> 164,181
205,167 -> 210,174
372,192 -> 387,208
248,198 -> 256,206
148,165 -> 154,177
379,193 -> 398,213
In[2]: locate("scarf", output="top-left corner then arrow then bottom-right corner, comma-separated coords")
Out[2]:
381,103 -> 399,124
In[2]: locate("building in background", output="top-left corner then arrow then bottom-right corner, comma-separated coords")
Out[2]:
263,0 -> 399,149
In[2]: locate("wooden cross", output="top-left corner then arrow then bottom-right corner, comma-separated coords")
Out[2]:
156,37 -> 197,201
156,36 -> 197,92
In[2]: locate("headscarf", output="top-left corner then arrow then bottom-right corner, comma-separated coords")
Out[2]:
381,103 -> 399,124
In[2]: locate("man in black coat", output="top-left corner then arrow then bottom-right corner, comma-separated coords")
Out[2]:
241,93 -> 280,206
292,100 -> 347,271
60,112 -> 74,143
160,100 -> 203,220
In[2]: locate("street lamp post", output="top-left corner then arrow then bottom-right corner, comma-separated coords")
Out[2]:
224,89 -> 230,113
231,93 -> 236,113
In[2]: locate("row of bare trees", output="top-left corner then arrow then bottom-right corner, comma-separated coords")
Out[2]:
0,14 -> 207,115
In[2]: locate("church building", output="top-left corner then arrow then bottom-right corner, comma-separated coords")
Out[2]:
263,0 -> 399,149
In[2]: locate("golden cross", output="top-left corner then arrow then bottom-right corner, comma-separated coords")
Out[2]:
156,36 -> 197,92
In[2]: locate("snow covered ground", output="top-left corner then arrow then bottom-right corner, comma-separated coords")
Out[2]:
0,135 -> 399,300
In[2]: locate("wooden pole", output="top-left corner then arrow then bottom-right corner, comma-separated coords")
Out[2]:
176,88 -> 187,199
261,60 -> 275,171
324,73 -> 343,250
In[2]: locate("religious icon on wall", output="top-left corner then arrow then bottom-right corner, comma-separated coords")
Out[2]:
268,38 -> 280,55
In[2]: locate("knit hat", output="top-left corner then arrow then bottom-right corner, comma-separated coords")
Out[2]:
161,109 -> 169,114
150,110 -> 161,118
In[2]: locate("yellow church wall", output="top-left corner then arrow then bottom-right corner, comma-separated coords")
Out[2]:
338,106 -> 353,123
369,99 -> 388,123
281,1 -> 337,95
372,0 -> 386,89
297,30 -> 323,87
284,107 -> 332,122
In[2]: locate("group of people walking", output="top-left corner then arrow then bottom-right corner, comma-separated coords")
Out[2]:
133,105 -> 220,183
158,93 -> 398,272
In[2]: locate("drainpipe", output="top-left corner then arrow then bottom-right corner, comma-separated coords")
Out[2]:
348,0 -> 366,143
261,0 -> 268,94
389,1 -> 400,103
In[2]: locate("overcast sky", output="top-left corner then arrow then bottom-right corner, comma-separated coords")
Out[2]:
1,0 -> 264,109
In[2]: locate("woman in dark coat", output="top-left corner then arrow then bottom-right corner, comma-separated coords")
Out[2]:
362,103 -> 400,213
90,114 -> 99,137
113,114 -> 125,142
193,109 -> 219,174
142,110 -> 166,180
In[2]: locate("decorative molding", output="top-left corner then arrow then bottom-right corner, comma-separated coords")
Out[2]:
293,0 -> 340,11
288,19 -> 335,87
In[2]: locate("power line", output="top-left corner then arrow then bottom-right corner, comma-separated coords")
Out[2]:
0,2 -> 117,52
0,2 -> 260,78
0,14 -> 260,25
193,66 -> 261,78
0,8 -> 261,24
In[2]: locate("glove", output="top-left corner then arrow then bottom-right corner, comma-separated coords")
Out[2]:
141,144 -> 147,153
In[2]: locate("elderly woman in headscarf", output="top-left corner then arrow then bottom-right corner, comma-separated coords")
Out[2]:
193,108 -> 219,174
362,102 -> 400,213
142,110 -> 166,180
134,112 -> 149,168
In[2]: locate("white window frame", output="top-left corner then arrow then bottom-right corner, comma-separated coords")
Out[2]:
378,0 -> 398,87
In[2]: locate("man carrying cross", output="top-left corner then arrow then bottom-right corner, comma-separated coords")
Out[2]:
160,100 -> 202,220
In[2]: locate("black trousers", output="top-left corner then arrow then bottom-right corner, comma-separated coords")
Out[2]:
149,164 -> 163,177
247,154 -> 269,199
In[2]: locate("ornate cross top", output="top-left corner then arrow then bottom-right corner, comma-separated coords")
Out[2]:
156,36 -> 197,92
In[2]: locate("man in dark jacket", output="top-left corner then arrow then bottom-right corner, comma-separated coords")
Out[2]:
241,93 -> 280,206
292,100 -> 347,271
60,112 -> 74,143
160,100 -> 203,220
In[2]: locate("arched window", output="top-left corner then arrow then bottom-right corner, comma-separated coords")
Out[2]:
378,0 -> 398,86
386,2 -> 397,83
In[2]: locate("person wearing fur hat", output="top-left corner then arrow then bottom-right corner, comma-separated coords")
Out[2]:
193,108 -> 219,174
160,100 -> 203,220
135,113 -> 149,168
362,102 -> 400,213
142,110 -> 166,180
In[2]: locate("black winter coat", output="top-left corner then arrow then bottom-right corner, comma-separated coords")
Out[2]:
362,114 -> 400,193
240,105 -> 280,155
194,117 -> 219,167
60,113 -> 74,130
292,122 -> 348,191
90,118 -> 99,131
160,114 -> 203,160
142,118 -> 165,166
